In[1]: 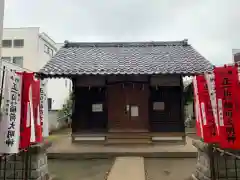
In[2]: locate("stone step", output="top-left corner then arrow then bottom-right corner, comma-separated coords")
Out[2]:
72,133 -> 106,137
107,157 -> 145,180
107,133 -> 150,139
106,138 -> 152,145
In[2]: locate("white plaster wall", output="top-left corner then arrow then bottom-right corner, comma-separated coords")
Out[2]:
47,78 -> 72,110
2,27 -> 40,71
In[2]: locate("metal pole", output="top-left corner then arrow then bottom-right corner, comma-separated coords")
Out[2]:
209,144 -> 216,180
0,65 -> 6,109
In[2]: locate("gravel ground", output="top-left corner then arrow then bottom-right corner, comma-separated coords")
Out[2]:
48,159 -> 113,180
145,158 -> 196,180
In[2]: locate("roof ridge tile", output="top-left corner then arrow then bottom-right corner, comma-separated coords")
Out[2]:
63,40 -> 189,48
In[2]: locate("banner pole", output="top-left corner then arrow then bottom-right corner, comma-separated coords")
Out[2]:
0,65 -> 6,109
209,143 -> 216,180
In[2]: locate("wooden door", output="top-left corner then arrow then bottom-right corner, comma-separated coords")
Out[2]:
73,87 -> 108,132
107,83 -> 149,132
150,86 -> 184,132
107,84 -> 125,130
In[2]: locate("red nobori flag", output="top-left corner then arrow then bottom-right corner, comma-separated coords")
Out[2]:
214,65 -> 240,149
196,75 -> 218,143
19,72 -> 34,149
193,76 -> 204,138
32,78 -> 43,143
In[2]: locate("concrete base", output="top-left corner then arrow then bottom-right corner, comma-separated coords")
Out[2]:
152,136 -> 183,141
0,142 -> 52,180
47,135 -> 197,159
71,132 -> 187,145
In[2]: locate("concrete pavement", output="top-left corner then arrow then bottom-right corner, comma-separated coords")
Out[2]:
47,135 -> 197,159
107,157 -> 145,180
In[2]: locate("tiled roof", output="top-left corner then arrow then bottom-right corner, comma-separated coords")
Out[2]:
38,40 -> 213,77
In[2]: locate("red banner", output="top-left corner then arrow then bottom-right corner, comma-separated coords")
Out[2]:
193,77 -> 203,138
214,65 -> 240,149
196,75 -> 218,143
32,79 -> 43,143
19,72 -> 33,149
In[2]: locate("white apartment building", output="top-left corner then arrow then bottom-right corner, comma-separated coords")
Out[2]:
1,27 -> 71,110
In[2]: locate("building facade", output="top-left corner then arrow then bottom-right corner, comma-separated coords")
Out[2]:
38,40 -> 213,144
1,27 -> 71,110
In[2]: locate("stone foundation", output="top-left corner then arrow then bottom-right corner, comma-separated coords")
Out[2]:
192,140 -> 240,180
192,140 -> 211,180
0,142 -> 51,180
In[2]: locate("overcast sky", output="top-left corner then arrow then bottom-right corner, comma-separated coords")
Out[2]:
3,0 -> 240,66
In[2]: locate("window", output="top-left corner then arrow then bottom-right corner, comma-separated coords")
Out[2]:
44,44 -> 54,56
1,57 -> 11,62
49,48 -> 53,56
13,39 -> 24,47
2,40 -> 12,48
44,44 -> 49,53
47,98 -> 52,110
12,56 -> 23,67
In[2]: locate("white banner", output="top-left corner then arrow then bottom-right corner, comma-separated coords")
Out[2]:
205,73 -> 219,134
0,70 -> 22,153
40,80 -> 49,137
29,85 -> 36,143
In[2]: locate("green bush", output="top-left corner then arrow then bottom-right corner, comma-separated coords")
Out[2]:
58,92 -> 73,118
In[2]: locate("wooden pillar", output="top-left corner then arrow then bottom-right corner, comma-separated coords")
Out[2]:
192,83 -> 195,119
180,75 -> 185,132
71,78 -> 77,133
147,76 -> 152,132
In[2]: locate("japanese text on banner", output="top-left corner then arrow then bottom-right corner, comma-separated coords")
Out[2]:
214,65 -> 240,149
40,80 -> 49,137
0,71 -> 22,153
196,75 -> 218,143
205,73 -> 219,136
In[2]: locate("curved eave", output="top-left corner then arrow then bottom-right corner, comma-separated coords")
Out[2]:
36,71 -> 212,79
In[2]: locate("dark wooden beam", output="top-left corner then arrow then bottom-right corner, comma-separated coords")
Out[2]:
180,75 -> 185,132
71,78 -> 77,133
